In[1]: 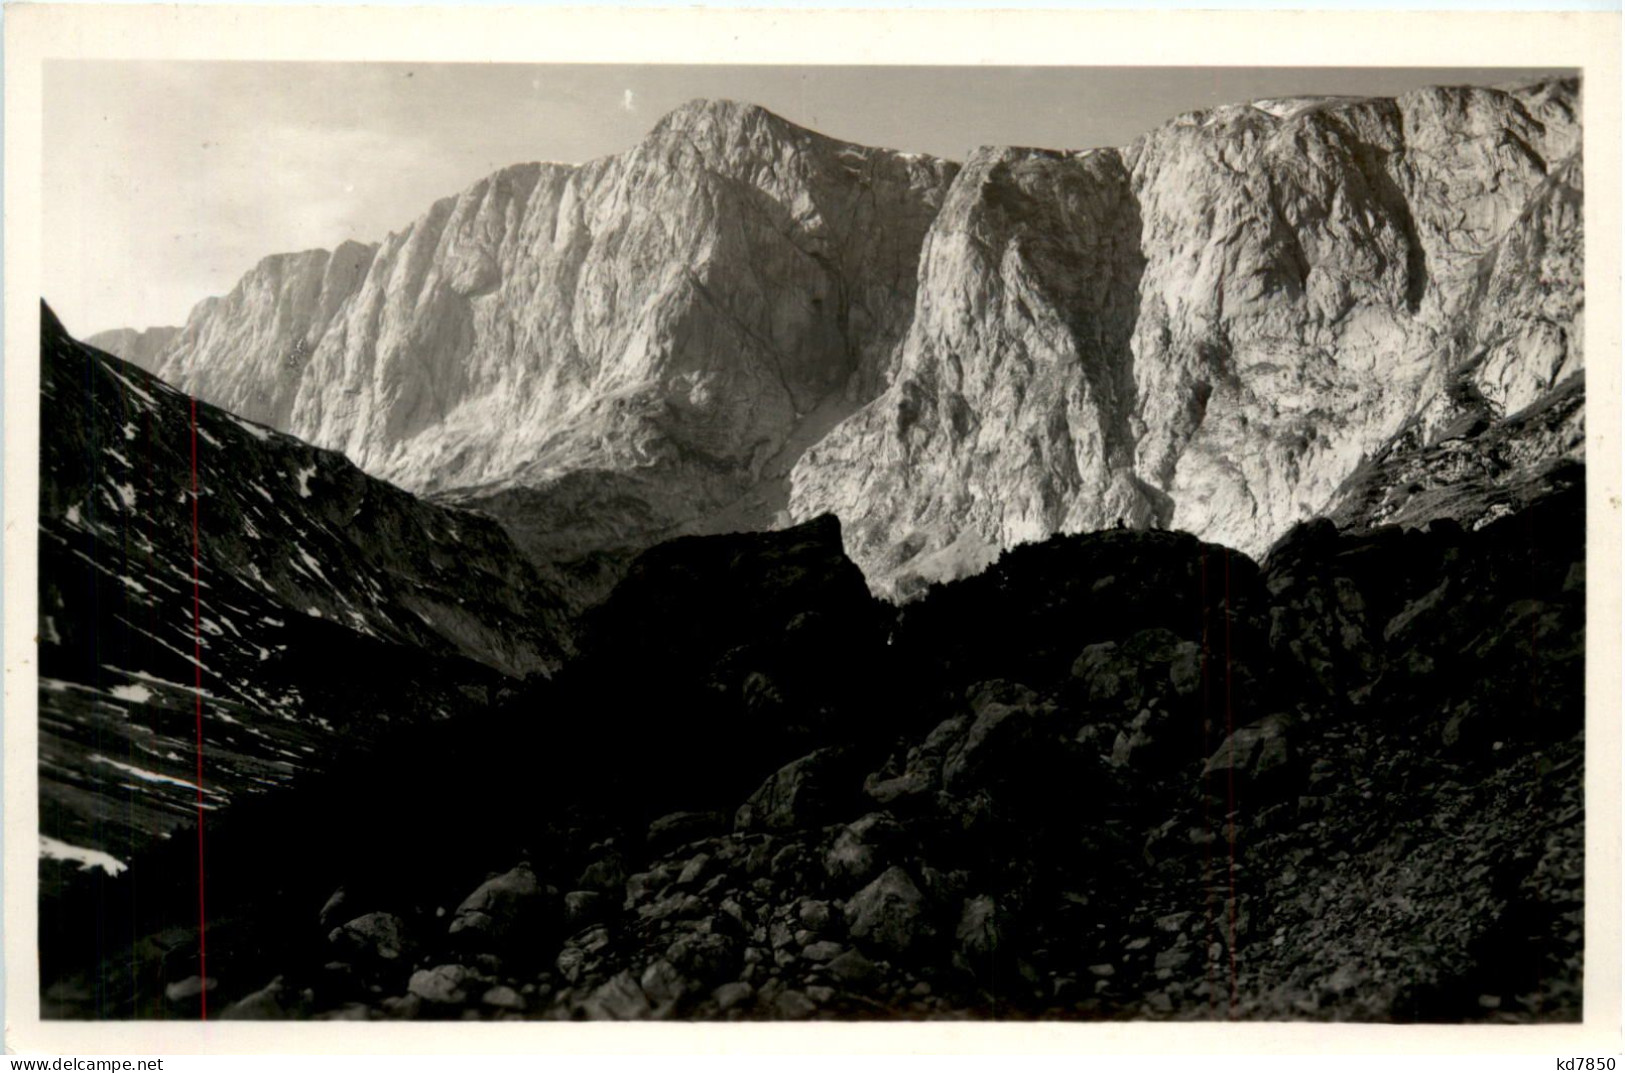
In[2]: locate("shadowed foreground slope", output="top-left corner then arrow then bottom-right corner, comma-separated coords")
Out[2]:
43,481 -> 1583,1021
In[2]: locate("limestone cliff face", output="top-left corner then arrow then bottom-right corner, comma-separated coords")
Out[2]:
1323,148 -> 1585,536
145,241 -> 379,431
130,101 -> 956,565
105,84 -> 1581,597
789,78 -> 1582,595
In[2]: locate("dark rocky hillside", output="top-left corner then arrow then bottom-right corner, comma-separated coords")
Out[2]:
37,303 -> 570,891
41,478 -> 1583,1021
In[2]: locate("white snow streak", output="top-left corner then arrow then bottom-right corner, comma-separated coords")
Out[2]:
41,835 -> 128,876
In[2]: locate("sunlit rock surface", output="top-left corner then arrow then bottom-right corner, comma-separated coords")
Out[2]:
790,79 -> 1582,595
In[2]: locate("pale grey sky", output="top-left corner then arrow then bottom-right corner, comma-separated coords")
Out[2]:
43,63 -> 1572,336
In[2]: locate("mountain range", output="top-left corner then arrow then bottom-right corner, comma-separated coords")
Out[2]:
91,78 -> 1583,598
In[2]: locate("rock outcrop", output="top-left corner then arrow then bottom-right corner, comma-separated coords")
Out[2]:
790,78 -> 1583,595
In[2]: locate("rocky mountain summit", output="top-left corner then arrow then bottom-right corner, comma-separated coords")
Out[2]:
94,81 -> 1583,598
42,478 -> 1583,1021
108,100 -> 956,581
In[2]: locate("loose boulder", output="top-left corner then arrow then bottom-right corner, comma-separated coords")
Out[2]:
1202,713 -> 1302,802
941,681 -> 1050,793
735,748 -> 861,832
824,812 -> 905,884
449,863 -> 550,947
408,964 -> 476,1006
844,866 -> 931,954
327,912 -> 412,964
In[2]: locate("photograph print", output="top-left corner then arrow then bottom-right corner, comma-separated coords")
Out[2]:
28,52 -> 1591,1024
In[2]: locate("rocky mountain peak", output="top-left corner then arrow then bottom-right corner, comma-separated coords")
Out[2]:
97,99 -> 958,585
650,97 -> 804,144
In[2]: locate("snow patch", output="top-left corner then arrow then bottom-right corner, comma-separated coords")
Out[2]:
109,683 -> 154,704
91,753 -> 201,792
294,546 -> 329,582
295,466 -> 317,498
101,666 -> 202,695
41,835 -> 128,876
106,369 -> 158,408
244,562 -> 276,593
227,413 -> 273,441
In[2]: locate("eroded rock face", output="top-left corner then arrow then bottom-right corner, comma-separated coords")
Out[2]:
121,100 -> 956,568
790,79 -> 1583,595
1324,149 -> 1585,535
140,242 -> 379,431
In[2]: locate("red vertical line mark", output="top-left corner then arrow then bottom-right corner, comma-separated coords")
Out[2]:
1529,607 -> 1544,1016
80,346 -> 113,1016
117,362 -> 141,1006
1200,549 -> 1216,1015
144,396 -> 164,1010
1224,548 -> 1237,1018
189,396 -> 208,1020
1526,512 -> 1545,1018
